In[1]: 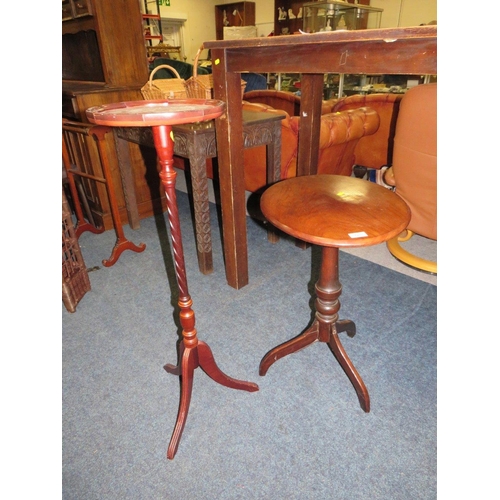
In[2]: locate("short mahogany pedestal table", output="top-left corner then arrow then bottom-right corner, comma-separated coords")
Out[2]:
86,99 -> 258,459
260,175 -> 410,412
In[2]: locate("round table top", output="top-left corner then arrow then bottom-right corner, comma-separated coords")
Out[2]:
261,175 -> 411,248
86,99 -> 225,127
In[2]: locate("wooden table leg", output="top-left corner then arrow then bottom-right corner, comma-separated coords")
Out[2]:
297,73 -> 324,177
259,246 -> 369,412
92,127 -> 146,267
212,65 -> 249,290
264,120 -> 282,244
152,124 -> 258,460
182,131 -> 214,275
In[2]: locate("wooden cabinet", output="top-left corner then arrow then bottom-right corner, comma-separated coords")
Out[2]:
215,2 -> 255,40
62,0 -> 167,230
62,0 -> 148,87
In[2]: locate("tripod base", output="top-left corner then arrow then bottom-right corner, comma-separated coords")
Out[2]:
165,340 -> 259,459
102,237 -> 146,267
259,318 -> 369,412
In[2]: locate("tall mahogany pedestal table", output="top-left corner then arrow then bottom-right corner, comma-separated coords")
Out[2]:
86,99 -> 258,459
259,175 -> 410,412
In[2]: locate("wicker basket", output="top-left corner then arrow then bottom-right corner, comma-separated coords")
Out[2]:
185,45 -> 246,99
141,64 -> 188,100
185,46 -> 214,99
62,190 -> 91,313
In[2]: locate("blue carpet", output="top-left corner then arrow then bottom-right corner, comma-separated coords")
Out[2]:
63,190 -> 437,499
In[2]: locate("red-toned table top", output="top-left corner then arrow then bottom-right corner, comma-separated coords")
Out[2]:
261,175 -> 410,248
86,99 -> 225,127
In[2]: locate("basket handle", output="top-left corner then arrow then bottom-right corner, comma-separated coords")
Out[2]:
192,44 -> 205,79
148,64 -> 183,86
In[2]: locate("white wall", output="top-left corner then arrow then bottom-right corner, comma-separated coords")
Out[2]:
370,0 -> 437,28
159,0 -> 437,61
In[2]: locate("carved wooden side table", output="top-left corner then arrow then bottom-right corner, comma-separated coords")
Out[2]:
260,175 -> 411,412
86,99 -> 259,459
115,109 -> 284,274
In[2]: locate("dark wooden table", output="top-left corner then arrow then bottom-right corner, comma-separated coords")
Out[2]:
115,108 -> 285,275
259,175 -> 411,411
204,25 -> 437,289
86,99 -> 259,460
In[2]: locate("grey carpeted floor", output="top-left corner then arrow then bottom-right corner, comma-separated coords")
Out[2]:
63,189 -> 437,499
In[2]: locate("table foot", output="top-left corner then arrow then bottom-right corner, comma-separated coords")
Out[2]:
102,237 -> 146,267
259,318 -> 369,412
195,248 -> 213,276
335,319 -> 356,338
259,321 -> 320,376
165,342 -> 197,460
165,340 -> 258,460
198,341 -> 259,392
75,221 -> 105,238
328,326 -> 370,412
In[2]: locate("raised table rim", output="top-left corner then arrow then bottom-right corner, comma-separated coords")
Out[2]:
86,99 -> 226,127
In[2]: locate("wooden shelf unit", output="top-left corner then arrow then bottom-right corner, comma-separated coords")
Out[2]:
215,2 -> 255,40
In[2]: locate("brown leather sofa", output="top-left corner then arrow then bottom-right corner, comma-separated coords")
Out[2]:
243,89 -> 338,118
243,90 -> 302,117
332,93 -> 403,170
241,101 -> 380,193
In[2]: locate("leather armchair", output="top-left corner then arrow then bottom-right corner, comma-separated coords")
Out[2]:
243,89 -> 338,118
332,93 -> 403,171
383,84 -> 437,273
243,90 -> 301,116
242,101 -> 380,193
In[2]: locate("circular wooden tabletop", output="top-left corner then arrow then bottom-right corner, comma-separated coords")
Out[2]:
85,99 -> 225,127
261,175 -> 411,248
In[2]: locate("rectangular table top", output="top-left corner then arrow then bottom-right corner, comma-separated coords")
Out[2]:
204,26 -> 437,75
